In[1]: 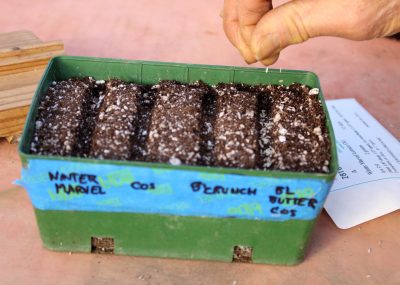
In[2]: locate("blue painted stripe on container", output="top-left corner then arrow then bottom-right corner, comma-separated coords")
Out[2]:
18,159 -> 331,221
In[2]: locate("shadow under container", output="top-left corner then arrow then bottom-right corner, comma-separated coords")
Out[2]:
18,56 -> 338,265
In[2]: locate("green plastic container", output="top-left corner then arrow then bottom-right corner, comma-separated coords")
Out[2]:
19,56 -> 338,265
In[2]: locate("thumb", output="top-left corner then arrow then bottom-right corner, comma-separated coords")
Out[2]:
250,1 -> 314,64
250,0 -> 357,64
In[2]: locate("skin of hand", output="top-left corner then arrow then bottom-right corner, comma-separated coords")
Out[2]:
221,0 -> 400,66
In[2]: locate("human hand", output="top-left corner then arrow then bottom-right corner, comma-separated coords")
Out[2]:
221,0 -> 400,65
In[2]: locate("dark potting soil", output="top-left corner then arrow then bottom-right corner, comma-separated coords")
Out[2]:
30,78 -> 331,173
30,77 -> 95,156
213,83 -> 258,169
146,80 -> 205,165
89,80 -> 142,160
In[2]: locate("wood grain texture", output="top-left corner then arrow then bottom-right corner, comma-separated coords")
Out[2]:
0,30 -> 63,138
0,41 -> 64,59
0,106 -> 28,137
0,30 -> 41,49
0,123 -> 25,137
0,67 -> 45,91
0,50 -> 64,75
0,105 -> 29,121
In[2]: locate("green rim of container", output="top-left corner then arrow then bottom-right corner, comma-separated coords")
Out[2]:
18,56 -> 338,181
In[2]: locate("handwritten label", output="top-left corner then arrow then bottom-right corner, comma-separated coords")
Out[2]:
48,171 -> 105,195
190,181 -> 257,196
268,186 -> 318,218
18,159 -> 332,221
131,181 -> 156,191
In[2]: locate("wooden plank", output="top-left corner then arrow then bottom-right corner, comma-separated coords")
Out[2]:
0,99 -> 32,111
0,123 -> 25,137
0,64 -> 48,76
0,94 -> 34,107
0,56 -> 62,74
0,84 -> 37,111
0,94 -> 35,110
0,105 -> 29,121
0,105 -> 29,138
0,122 -> 25,132
0,117 -> 27,129
0,84 -> 37,100
0,49 -> 64,71
0,31 -> 63,137
0,41 -> 64,59
0,46 -> 64,66
0,68 -> 45,91
0,30 -> 41,49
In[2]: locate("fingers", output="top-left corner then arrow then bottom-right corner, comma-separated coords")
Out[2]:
222,0 -> 257,64
249,0 -> 397,63
237,0 -> 272,44
260,53 -> 280,66
250,1 -> 313,62
224,0 -> 400,66
236,31 -> 258,63
237,0 -> 272,64
223,0 -> 316,65
221,0 -> 239,47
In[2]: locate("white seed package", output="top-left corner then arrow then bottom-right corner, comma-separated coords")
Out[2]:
325,99 -> 399,229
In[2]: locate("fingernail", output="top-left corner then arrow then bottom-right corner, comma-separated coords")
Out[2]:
244,58 -> 257,64
255,33 -> 281,61
260,54 -> 280,66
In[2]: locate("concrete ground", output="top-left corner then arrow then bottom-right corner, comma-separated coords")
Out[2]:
0,0 -> 399,284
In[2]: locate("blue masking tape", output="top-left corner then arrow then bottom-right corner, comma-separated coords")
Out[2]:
18,159 -> 331,221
